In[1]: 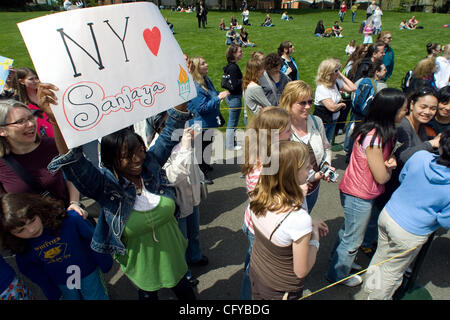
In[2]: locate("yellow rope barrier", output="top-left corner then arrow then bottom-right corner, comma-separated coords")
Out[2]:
298,245 -> 420,300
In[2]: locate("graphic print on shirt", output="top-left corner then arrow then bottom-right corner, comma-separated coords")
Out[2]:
34,237 -> 71,264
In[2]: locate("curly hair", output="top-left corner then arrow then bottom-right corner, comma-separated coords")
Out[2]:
264,53 -> 283,71
0,193 -> 67,254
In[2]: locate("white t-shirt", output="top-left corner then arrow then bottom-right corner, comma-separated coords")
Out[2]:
251,203 -> 312,247
133,186 -> 161,211
314,78 -> 344,121
435,56 -> 450,89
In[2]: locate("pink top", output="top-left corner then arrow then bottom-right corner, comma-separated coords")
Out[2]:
339,130 -> 393,200
363,25 -> 374,37
28,103 -> 54,138
244,164 -> 262,234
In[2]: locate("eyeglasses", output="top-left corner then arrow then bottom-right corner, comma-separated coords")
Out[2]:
2,114 -> 36,127
385,37 -> 392,40
297,100 -> 313,107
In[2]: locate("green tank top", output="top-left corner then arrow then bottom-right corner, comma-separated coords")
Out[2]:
115,196 -> 188,291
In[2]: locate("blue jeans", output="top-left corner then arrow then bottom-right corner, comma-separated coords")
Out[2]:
306,184 -> 320,214
361,201 -> 382,248
58,269 -> 109,300
239,223 -> 254,300
352,12 -> 356,23
324,120 -> 337,144
327,192 -> 373,282
225,95 -> 242,150
177,206 -> 203,264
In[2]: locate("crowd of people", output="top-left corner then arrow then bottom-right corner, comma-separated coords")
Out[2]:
0,3 -> 449,302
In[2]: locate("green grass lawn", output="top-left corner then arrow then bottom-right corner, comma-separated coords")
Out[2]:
1,8 -> 449,128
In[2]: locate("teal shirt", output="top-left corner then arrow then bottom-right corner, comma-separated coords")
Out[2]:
382,46 -> 394,81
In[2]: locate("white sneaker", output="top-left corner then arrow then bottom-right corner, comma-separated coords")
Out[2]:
340,275 -> 363,287
351,263 -> 363,271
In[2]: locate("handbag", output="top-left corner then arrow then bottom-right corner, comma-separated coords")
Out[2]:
200,180 -> 208,200
217,112 -> 226,127
221,73 -> 234,91
221,64 -> 235,91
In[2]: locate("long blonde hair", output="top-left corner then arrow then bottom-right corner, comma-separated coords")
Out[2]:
241,107 -> 290,175
249,140 -> 309,217
191,56 -> 208,91
279,80 -> 314,115
315,58 -> 341,88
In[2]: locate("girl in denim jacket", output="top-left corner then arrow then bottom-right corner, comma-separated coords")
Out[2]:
38,83 -> 196,300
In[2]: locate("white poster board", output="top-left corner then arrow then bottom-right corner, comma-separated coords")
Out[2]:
18,2 -> 196,148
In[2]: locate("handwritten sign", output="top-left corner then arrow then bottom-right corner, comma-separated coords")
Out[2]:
18,2 -> 196,148
0,56 -> 14,93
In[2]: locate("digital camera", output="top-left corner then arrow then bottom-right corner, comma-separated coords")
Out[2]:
320,164 -> 338,183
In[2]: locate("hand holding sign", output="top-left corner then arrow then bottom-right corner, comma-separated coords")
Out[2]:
18,3 -> 196,149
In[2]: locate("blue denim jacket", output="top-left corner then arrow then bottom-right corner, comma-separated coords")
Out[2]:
48,108 -> 192,256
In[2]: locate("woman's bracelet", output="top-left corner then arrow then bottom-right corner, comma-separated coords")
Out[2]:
309,240 -> 320,251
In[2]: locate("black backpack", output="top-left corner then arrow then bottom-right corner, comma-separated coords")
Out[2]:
401,70 -> 414,94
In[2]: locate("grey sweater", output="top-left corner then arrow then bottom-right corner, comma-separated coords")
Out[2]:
258,71 -> 291,106
243,83 -> 272,115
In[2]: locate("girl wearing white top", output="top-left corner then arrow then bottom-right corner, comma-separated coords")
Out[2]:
249,141 -> 328,300
313,58 -> 356,143
345,40 -> 356,56
434,44 -> 450,89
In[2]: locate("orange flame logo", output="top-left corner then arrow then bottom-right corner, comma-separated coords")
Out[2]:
178,65 -> 188,84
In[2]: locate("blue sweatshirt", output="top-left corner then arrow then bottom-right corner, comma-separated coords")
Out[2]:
15,211 -> 113,300
386,151 -> 450,236
0,255 -> 16,295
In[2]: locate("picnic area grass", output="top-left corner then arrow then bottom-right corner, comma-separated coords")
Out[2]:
1,7 -> 449,128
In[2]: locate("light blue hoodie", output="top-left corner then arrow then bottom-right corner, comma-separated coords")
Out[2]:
386,150 -> 450,236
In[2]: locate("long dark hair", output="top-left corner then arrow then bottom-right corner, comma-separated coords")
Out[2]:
100,128 -> 146,175
351,88 -> 406,148
406,84 -> 438,115
0,193 -> 66,254
437,128 -> 450,167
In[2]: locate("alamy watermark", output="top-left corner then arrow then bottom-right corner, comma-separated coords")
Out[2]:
171,123 -> 281,175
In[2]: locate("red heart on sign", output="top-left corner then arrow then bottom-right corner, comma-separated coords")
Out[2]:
143,27 -> 161,56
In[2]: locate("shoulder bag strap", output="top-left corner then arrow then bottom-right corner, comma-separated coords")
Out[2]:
2,155 -> 49,197
369,78 -> 378,94
269,210 -> 294,241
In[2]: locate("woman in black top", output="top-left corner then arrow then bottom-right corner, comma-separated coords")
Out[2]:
314,20 -> 325,37
223,44 -> 243,151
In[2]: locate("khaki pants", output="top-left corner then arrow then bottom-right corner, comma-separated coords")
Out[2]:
364,209 -> 429,300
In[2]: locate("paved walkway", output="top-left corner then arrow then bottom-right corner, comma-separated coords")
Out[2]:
5,132 -> 449,300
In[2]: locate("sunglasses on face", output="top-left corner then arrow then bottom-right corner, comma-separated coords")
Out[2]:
297,100 -> 313,107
